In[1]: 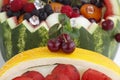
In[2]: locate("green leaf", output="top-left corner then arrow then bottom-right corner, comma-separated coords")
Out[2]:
49,23 -> 61,39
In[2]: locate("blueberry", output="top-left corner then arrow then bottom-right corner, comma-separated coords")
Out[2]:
31,9 -> 39,16
24,13 -> 32,21
90,0 -> 97,4
47,10 -> 53,16
13,11 -> 21,19
39,8 -> 45,13
62,0 -> 71,5
56,0 -> 63,3
39,12 -> 47,20
44,4 -> 53,12
7,10 -> 13,17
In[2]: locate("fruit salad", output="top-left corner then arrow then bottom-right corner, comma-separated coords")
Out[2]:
0,0 -> 120,61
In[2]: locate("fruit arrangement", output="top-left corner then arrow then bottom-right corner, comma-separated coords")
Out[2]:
0,47 -> 120,80
0,0 -> 120,61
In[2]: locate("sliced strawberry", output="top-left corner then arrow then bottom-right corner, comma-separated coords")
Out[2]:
45,73 -> 69,80
23,3 -> 36,13
22,71 -> 45,80
52,64 -> 80,80
12,76 -> 32,80
82,68 -> 111,80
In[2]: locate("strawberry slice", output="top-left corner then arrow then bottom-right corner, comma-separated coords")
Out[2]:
22,71 -> 45,80
82,69 -> 111,80
52,64 -> 80,80
45,73 -> 69,80
13,76 -> 32,80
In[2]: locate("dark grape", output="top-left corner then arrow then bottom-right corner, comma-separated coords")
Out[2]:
47,39 -> 61,52
62,0 -> 71,5
72,7 -> 80,14
115,33 -> 120,42
13,11 -> 21,19
24,13 -> 32,20
31,9 -> 39,16
61,40 -> 75,53
56,0 -> 63,3
102,19 -> 114,31
39,12 -> 47,20
44,4 -> 53,15
90,0 -> 97,4
7,10 -> 13,17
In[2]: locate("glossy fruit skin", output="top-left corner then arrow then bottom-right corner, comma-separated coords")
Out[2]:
102,19 -> 114,31
80,4 -> 102,21
24,13 -> 32,21
45,73 -> 69,80
22,71 -> 45,80
52,64 -> 80,80
13,76 -> 33,80
44,4 -> 53,15
47,39 -> 61,52
61,40 -> 76,53
57,33 -> 71,43
115,33 -> 120,42
82,69 -> 111,80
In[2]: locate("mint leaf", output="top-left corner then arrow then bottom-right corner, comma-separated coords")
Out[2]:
49,23 -> 61,39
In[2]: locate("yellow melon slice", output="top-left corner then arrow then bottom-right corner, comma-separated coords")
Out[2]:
0,47 -> 120,80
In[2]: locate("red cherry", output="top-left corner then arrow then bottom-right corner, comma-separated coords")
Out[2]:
115,33 -> 120,42
47,39 -> 61,52
61,40 -> 76,53
102,19 -> 114,31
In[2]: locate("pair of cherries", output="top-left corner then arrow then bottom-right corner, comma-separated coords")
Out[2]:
47,33 -> 76,53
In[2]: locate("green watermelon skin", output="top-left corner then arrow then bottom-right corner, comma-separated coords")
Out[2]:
75,27 -> 95,51
92,26 -> 111,57
24,26 -> 49,50
0,21 -> 49,61
0,21 -> 13,60
12,24 -> 27,56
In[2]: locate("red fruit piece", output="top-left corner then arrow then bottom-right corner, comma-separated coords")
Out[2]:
22,71 -> 45,80
61,5 -> 73,18
103,0 -> 113,19
3,0 -> 10,6
47,39 -> 61,52
22,0 -> 28,5
102,19 -> 114,31
10,0 -> 23,12
82,68 -> 111,80
115,33 -> 120,42
52,64 -> 80,80
13,76 -> 32,80
45,73 -> 69,80
71,7 -> 80,18
23,3 -> 36,13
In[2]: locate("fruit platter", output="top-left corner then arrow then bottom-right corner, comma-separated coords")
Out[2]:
0,0 -> 120,61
